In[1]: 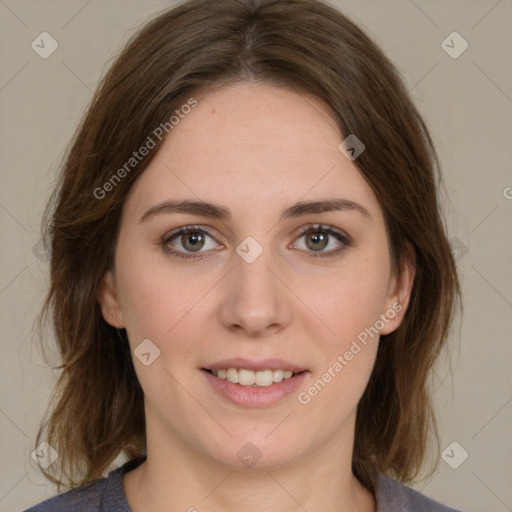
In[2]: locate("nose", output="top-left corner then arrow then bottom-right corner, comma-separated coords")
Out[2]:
217,245 -> 292,338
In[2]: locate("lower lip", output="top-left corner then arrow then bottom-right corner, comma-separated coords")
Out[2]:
201,370 -> 309,408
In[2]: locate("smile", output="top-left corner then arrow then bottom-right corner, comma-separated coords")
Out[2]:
201,366 -> 309,407
206,368 -> 297,387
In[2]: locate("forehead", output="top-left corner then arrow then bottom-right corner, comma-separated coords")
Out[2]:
125,83 -> 381,220
167,82 -> 340,169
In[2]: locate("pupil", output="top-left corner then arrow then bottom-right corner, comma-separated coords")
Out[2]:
184,232 -> 203,251
308,232 -> 327,251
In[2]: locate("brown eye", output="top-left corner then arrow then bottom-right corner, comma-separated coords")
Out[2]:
163,226 -> 219,259
304,231 -> 329,251
293,224 -> 350,258
180,231 -> 205,252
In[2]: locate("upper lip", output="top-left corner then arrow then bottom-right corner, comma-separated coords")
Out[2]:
203,358 -> 308,373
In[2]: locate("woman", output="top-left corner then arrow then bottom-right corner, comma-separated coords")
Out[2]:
26,0 -> 462,510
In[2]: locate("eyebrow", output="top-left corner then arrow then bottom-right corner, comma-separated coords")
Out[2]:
140,198 -> 372,223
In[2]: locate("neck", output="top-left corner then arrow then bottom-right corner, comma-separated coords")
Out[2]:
123,417 -> 376,512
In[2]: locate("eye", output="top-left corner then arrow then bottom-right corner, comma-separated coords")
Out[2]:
162,226 -> 221,259
292,224 -> 350,258
162,223 -> 350,261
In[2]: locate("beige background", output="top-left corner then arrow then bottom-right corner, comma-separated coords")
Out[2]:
1,0 -> 511,510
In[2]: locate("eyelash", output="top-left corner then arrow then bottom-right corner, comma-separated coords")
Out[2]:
162,224 -> 351,260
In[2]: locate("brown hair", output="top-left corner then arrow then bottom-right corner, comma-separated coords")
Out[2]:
36,0 -> 461,494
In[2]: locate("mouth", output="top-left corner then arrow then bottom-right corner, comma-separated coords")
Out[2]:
200,359 -> 309,407
201,367 -> 306,387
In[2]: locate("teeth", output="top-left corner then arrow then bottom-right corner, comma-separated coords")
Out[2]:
211,368 -> 297,387
226,368 -> 238,384
272,369 -> 284,383
238,368 -> 255,386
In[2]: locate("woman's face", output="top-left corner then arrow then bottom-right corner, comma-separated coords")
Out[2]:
98,82 -> 414,470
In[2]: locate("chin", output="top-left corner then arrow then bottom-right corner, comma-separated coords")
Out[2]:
200,432 -> 305,471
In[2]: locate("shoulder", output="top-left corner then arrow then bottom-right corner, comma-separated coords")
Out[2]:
23,457 -> 145,512
376,473 -> 463,512
22,477 -> 108,511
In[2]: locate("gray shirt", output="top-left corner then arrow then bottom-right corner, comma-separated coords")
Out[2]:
24,457 -> 462,511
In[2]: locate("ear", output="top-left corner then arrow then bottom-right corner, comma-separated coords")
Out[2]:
96,269 -> 125,329
380,244 -> 416,335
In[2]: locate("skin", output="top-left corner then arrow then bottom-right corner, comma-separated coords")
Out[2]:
97,82 -> 415,512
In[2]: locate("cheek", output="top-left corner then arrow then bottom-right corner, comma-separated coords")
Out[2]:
114,245 -> 176,349
305,257 -> 391,347
294,250 -> 390,410
296,267 -> 386,422
114,249 -> 205,393
114,245 -> 227,382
